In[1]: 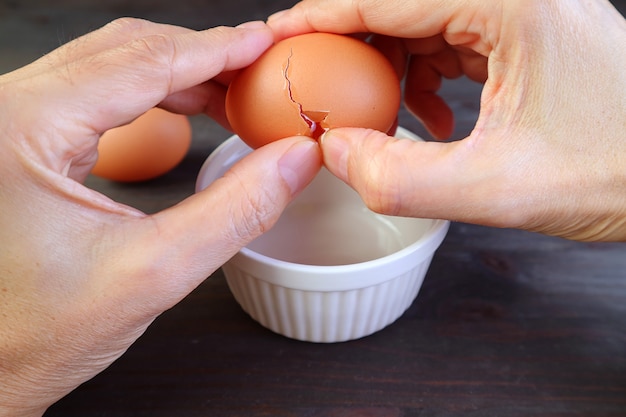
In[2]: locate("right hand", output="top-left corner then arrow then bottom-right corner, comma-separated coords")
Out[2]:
268,0 -> 626,241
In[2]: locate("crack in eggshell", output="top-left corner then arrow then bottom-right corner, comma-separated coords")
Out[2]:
284,50 -> 330,139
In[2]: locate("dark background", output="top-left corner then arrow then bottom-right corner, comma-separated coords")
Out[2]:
1,1 -> 625,416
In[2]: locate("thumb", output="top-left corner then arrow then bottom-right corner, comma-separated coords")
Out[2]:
319,127 -> 498,222
122,137 -> 321,306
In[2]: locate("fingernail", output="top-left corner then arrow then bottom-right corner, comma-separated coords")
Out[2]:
236,20 -> 267,30
319,131 -> 349,182
278,140 -> 320,195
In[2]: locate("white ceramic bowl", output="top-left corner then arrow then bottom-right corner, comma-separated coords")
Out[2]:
196,127 -> 449,343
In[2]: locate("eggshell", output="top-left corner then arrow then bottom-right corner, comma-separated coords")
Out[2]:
226,32 -> 401,149
91,108 -> 192,182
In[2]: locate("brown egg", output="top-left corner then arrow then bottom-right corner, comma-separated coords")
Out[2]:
226,32 -> 401,149
91,108 -> 192,182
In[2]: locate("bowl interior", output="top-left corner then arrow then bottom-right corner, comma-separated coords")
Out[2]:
247,167 -> 432,265
196,127 -> 445,270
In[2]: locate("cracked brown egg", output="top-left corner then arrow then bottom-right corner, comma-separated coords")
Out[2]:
225,32 -> 401,149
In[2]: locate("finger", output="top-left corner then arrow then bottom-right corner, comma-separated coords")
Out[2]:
403,35 -> 450,55
405,91 -> 454,140
453,46 -> 489,83
404,51 -> 462,139
362,35 -> 456,79
49,19 -> 196,68
6,18 -> 195,81
319,127 -> 510,224
367,35 -> 407,80
268,0 -> 499,54
268,0 -> 447,38
28,21 -> 273,135
158,80 -> 232,129
118,137 -> 322,308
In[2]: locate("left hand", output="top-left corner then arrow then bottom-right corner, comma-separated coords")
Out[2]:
0,18 -> 321,416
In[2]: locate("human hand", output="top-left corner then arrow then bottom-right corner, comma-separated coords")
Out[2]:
0,19 -> 321,416
269,0 -> 626,241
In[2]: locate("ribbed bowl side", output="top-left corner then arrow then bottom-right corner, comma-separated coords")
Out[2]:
222,255 -> 434,343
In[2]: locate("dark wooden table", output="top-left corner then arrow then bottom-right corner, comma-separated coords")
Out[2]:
2,1 -> 625,416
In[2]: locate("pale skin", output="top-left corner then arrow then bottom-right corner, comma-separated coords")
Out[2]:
269,0 -> 626,241
0,19 -> 321,416
1,0 -> 626,414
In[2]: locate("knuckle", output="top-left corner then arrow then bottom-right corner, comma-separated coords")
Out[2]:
358,158 -> 403,216
225,173 -> 282,244
349,131 -> 404,216
129,33 -> 177,65
120,33 -> 177,92
105,17 -> 151,35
